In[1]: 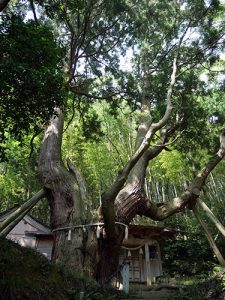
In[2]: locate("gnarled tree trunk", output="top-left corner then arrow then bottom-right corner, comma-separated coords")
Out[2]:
38,108 -> 98,276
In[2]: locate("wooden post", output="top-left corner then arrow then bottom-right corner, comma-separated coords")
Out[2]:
145,243 -> 151,286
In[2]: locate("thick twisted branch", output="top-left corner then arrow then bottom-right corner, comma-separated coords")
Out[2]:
140,135 -> 225,220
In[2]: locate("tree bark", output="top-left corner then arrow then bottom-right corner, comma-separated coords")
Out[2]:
38,108 -> 97,276
95,230 -> 124,284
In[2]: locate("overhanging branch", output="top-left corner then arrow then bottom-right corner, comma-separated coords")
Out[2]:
141,133 -> 225,220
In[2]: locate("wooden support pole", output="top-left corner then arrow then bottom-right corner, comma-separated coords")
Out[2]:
198,198 -> 225,237
193,207 -> 225,267
1,207 -> 31,237
0,189 -> 46,236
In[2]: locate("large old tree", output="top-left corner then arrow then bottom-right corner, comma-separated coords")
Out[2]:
1,0 -> 225,283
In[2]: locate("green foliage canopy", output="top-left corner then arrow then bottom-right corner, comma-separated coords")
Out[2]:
0,14 -> 65,157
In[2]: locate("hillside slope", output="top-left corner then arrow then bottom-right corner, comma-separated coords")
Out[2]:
0,238 -> 121,300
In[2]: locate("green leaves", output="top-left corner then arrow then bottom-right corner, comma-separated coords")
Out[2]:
0,14 -> 65,151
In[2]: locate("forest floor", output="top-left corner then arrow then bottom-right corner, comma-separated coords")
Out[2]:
0,237 -> 122,300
